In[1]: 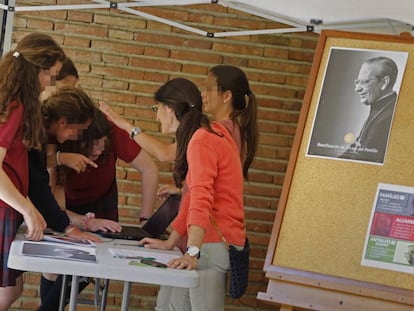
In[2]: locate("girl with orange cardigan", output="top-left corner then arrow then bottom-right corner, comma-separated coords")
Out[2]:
105,77 -> 245,310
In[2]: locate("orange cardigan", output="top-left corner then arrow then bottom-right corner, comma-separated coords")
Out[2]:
172,122 -> 245,247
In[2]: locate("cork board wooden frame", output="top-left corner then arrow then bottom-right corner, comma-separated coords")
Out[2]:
258,30 -> 414,310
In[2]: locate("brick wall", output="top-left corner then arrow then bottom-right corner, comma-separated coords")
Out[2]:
9,1 -> 318,310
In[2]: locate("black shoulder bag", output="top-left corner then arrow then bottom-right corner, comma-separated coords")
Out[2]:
211,218 -> 249,299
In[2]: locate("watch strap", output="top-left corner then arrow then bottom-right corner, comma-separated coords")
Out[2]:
186,246 -> 200,259
130,127 -> 142,139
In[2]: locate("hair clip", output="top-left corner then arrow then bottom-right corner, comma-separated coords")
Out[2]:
12,51 -> 20,58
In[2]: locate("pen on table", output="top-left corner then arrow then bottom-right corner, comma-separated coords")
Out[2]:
113,255 -> 155,260
113,242 -> 144,247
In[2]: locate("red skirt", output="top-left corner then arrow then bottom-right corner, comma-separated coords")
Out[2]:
0,205 -> 24,287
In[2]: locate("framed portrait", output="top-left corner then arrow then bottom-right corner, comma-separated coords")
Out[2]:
259,30 -> 414,311
306,47 -> 408,165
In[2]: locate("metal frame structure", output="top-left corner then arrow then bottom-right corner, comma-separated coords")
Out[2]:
0,1 -> 412,54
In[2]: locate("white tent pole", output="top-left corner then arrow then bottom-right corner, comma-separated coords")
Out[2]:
15,3 -> 110,12
222,1 -> 305,28
214,27 -> 310,37
15,1 -> 213,12
117,0 -> 212,6
89,0 -> 209,36
213,20 -> 407,37
2,0 -> 15,55
119,6 -> 209,37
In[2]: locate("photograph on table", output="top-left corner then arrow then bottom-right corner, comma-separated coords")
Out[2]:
21,241 -> 96,263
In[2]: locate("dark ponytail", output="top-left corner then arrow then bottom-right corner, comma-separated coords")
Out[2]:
238,90 -> 258,179
154,78 -> 214,187
210,65 -> 258,179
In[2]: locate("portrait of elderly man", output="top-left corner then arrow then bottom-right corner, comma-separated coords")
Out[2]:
339,56 -> 398,163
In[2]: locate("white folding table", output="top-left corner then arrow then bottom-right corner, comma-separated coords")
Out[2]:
8,235 -> 199,311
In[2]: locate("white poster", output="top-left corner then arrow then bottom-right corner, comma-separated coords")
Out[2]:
362,183 -> 414,273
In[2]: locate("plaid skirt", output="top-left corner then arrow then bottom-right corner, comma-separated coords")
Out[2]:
0,205 -> 24,287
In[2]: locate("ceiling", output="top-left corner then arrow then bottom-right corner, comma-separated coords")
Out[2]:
234,0 -> 414,31
214,0 -> 414,36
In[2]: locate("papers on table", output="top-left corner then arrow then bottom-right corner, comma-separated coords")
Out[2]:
43,228 -> 95,247
109,247 -> 180,265
21,241 -> 97,263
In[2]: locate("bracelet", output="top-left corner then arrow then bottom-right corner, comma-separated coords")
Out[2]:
81,212 -> 95,230
56,151 -> 61,166
139,216 -> 150,223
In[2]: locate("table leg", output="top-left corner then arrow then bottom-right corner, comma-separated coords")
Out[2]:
121,281 -> 131,311
59,275 -> 69,311
100,279 -> 110,311
68,275 -> 80,311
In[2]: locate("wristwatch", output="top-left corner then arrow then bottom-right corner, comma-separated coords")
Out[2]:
130,127 -> 142,139
186,246 -> 200,259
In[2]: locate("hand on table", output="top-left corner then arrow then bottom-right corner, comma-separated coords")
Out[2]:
87,218 -> 122,233
138,237 -> 174,250
167,254 -> 198,270
66,228 -> 102,243
139,237 -> 198,270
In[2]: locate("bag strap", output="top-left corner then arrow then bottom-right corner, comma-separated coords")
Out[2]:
210,217 -> 229,250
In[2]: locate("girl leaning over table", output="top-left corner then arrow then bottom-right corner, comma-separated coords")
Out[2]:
35,86 -> 101,311
37,59 -> 158,311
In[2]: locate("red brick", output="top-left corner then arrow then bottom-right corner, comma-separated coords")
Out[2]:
27,19 -> 54,30
67,11 -> 93,23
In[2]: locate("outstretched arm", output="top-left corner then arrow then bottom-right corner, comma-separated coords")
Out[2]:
129,149 -> 159,222
99,102 -> 177,162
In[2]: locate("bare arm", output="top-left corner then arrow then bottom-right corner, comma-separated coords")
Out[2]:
0,147 -> 46,240
99,102 -> 177,162
139,226 -> 204,270
129,149 -> 159,220
134,132 -> 176,162
167,225 -> 205,270
139,229 -> 181,250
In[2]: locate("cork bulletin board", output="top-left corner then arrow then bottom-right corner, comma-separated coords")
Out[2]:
258,30 -> 414,310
